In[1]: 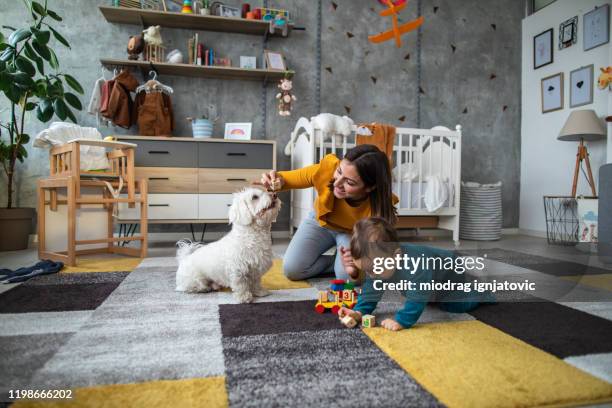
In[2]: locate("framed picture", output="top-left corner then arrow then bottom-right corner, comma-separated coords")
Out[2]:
559,16 -> 578,49
534,28 -> 553,69
219,5 -> 241,17
224,123 -> 252,140
584,4 -> 610,51
240,56 -> 257,69
264,50 -> 287,71
541,72 -> 564,113
165,0 -> 182,12
570,65 -> 594,108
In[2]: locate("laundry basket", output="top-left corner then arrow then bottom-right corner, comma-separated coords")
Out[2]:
460,181 -> 502,241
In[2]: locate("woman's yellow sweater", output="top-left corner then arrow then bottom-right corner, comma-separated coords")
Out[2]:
278,154 -> 377,233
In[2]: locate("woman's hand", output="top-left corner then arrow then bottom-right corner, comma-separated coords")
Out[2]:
380,318 -> 404,331
256,170 -> 285,192
339,246 -> 359,279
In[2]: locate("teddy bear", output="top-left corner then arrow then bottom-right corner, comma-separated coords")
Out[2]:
127,34 -> 144,60
276,78 -> 296,116
142,25 -> 163,46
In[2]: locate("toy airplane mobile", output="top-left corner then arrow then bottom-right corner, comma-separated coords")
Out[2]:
368,0 -> 424,48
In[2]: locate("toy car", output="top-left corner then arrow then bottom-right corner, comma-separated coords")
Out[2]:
315,279 -> 358,314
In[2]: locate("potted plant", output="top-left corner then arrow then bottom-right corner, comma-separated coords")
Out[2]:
187,104 -> 218,138
0,0 -> 84,251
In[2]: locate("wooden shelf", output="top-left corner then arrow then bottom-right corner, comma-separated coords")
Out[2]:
99,6 -> 293,36
100,58 -> 293,81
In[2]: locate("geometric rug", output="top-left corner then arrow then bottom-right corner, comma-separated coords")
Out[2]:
2,253 -> 612,407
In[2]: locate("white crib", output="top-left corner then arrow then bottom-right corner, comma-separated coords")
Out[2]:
284,117 -> 462,244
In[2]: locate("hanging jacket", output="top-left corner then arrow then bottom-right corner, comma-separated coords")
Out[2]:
105,70 -> 139,128
133,90 -> 174,136
99,79 -> 114,118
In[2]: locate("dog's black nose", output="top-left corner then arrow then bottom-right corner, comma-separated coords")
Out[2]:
272,193 -> 277,199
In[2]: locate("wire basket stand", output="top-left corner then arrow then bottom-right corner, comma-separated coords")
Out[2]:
543,196 -> 578,245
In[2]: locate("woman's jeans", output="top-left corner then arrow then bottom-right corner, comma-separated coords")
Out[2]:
283,211 -> 351,281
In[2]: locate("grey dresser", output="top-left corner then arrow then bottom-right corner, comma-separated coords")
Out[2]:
115,136 -> 276,225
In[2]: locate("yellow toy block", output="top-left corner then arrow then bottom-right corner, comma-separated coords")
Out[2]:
362,314 -> 376,328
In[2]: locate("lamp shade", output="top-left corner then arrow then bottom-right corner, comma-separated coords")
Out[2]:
558,109 -> 606,142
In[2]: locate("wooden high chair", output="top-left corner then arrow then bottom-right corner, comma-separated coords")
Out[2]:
37,139 -> 148,266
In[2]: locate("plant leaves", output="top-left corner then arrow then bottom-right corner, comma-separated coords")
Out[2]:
31,40 -> 51,61
2,26 -> 17,31
0,72 -> 9,92
36,98 -> 53,121
25,102 -> 36,111
46,9 -> 63,21
65,106 -> 77,123
11,71 -> 35,87
33,29 -> 50,45
31,1 -> 46,16
15,56 -> 35,76
6,84 -> 22,103
0,43 -> 8,52
48,26 -> 69,48
64,92 -> 82,110
0,47 -> 15,62
53,98 -> 68,120
19,133 -> 30,144
22,42 -> 37,60
8,28 -> 31,46
0,31 -> 4,43
48,47 -> 58,70
63,74 -> 83,94
34,56 -> 44,75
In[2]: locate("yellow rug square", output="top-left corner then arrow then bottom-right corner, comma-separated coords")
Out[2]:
12,377 -> 228,408
261,259 -> 311,290
562,274 -> 612,292
61,256 -> 143,273
364,320 -> 612,408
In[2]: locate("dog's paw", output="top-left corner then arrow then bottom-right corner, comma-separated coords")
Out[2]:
234,292 -> 254,303
254,288 -> 271,297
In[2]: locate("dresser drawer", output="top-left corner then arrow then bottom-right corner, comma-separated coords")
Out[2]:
198,194 -> 234,219
118,194 -> 198,220
198,142 -> 273,169
129,140 -> 197,168
198,168 -> 268,193
136,167 -> 197,193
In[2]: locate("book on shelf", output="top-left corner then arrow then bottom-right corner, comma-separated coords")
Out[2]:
197,43 -> 203,65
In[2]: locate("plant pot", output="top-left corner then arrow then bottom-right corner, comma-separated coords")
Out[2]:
0,207 -> 35,251
192,118 -> 214,138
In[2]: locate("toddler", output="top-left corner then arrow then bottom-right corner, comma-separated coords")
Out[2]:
338,217 -> 491,331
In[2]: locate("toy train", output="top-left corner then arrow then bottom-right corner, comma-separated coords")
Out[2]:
315,279 -> 359,314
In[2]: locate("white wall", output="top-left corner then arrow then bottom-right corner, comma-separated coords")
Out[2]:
520,0 -> 611,235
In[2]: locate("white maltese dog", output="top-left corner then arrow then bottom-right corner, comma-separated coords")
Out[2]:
175,187 -> 281,303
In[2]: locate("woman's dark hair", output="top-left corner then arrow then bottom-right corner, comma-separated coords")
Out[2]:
350,217 -> 399,260
329,144 -> 397,225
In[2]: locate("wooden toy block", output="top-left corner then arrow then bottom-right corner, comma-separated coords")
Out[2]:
341,315 -> 357,328
362,315 -> 376,328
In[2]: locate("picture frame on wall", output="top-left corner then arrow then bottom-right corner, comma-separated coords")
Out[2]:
584,4 -> 610,51
541,72 -> 564,113
240,56 -> 257,69
224,123 -> 252,141
219,5 -> 241,17
264,50 -> 287,71
570,65 -> 594,108
559,16 -> 578,50
534,28 -> 553,69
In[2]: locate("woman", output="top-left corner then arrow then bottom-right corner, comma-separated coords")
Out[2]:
259,144 -> 397,281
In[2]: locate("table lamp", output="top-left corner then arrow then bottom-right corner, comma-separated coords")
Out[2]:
558,109 -> 606,197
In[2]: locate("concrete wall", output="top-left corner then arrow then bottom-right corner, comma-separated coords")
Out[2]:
520,0 -> 610,235
0,0 -> 524,234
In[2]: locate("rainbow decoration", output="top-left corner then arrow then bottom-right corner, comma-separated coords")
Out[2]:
181,0 -> 193,13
